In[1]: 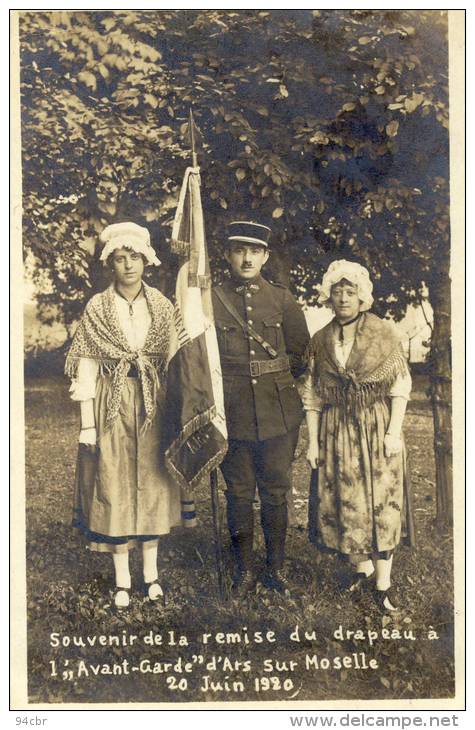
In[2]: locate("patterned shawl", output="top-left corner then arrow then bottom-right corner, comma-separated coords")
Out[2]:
306,312 -> 409,412
65,283 -> 173,432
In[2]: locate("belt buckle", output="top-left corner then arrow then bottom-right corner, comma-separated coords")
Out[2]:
249,361 -> 260,377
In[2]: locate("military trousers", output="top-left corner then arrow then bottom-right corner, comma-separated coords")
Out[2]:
220,428 -> 299,571
220,428 -> 299,505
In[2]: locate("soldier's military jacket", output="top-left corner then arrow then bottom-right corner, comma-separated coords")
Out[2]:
212,275 -> 310,441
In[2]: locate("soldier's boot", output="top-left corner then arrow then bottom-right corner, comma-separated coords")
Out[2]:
227,498 -> 255,598
261,503 -> 291,595
232,570 -> 256,600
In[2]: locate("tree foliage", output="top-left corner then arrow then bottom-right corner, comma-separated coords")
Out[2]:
20,9 -> 448,325
20,10 -> 453,523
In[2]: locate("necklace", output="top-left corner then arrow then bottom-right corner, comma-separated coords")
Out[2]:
336,312 -> 361,344
115,285 -> 144,316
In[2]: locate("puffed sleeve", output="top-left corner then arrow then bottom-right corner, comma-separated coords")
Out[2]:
388,370 -> 412,399
69,357 -> 99,401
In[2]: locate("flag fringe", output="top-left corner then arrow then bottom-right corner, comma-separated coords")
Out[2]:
165,404 -> 227,491
167,445 -> 228,493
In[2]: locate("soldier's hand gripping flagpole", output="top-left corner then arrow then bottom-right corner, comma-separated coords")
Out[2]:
164,109 -> 228,601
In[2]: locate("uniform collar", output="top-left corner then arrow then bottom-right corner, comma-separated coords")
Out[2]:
231,274 -> 262,293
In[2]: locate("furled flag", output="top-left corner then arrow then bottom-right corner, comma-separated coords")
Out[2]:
164,166 -> 228,501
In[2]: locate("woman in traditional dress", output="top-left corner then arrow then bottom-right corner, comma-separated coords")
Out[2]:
303,260 -> 414,611
66,222 -> 182,610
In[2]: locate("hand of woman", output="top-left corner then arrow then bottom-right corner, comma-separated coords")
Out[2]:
306,442 -> 320,470
79,427 -> 97,446
384,432 -> 402,458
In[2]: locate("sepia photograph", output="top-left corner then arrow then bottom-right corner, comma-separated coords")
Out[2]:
11,8 -> 464,709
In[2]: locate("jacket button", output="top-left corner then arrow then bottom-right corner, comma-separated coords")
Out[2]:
250,349 -> 256,356
248,319 -> 253,325
251,378 -> 257,385
276,323 -> 281,328
245,292 -> 252,298
246,306 -> 253,312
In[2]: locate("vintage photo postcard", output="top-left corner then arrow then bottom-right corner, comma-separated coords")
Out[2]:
11,8 -> 465,710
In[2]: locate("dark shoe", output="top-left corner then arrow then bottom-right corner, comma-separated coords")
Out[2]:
263,568 -> 292,595
374,587 -> 400,612
341,571 -> 375,594
231,571 -> 255,600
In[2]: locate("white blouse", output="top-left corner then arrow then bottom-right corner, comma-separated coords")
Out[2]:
69,289 -> 152,402
302,328 -> 412,412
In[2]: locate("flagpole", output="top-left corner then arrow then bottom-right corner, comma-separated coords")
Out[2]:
189,109 -> 198,168
210,468 -> 226,600
189,108 -> 226,601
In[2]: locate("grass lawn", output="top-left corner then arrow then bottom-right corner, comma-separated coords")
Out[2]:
24,374 -> 454,704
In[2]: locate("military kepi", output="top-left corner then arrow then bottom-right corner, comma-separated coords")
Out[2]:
228,221 -> 271,248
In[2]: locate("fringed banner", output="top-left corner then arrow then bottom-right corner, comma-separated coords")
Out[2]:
164,167 -> 228,500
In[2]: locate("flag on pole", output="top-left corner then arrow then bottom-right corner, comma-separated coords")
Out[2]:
164,166 -> 228,497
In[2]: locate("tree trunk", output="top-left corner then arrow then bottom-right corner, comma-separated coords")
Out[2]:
428,270 -> 453,526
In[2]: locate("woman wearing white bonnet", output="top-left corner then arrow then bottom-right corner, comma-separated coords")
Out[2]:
98,221 -> 161,267
303,259 -> 414,612
317,259 -> 374,312
66,221 -> 184,610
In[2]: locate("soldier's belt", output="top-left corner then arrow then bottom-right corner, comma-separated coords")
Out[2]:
222,356 -> 290,377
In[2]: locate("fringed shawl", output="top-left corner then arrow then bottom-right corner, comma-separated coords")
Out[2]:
65,283 -> 173,432
306,312 -> 409,413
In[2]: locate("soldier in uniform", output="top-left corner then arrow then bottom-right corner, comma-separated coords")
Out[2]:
212,221 -> 310,597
